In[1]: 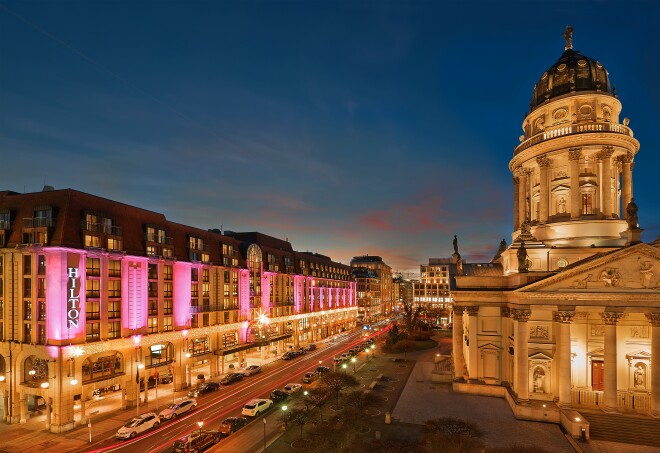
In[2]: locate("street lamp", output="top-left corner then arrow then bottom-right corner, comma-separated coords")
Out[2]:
341,363 -> 347,373
351,357 -> 356,373
197,418 -> 204,435
281,405 -> 288,429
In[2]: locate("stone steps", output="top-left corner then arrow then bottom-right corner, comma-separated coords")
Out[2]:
583,411 -> 660,447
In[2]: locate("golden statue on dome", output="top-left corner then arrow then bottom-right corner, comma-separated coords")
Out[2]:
563,25 -> 573,50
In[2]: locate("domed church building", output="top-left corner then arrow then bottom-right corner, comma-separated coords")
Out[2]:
451,27 -> 660,442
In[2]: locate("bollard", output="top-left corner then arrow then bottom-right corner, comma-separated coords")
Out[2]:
580,427 -> 587,442
385,411 -> 391,425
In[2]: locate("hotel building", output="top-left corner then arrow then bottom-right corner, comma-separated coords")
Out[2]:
350,255 -> 393,323
413,258 -> 455,327
0,188 -> 356,432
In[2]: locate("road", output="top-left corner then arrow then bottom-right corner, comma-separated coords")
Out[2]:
84,325 -> 388,453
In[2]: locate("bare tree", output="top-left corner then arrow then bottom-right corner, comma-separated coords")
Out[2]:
401,300 -> 422,336
346,389 -> 383,410
289,407 -> 311,439
320,371 -> 359,409
306,387 -> 331,423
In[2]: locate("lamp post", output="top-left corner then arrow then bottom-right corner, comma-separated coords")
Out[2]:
351,357 -> 356,373
185,352 -> 192,388
281,405 -> 288,430
136,363 -> 144,416
303,390 -> 309,411
341,363 -> 347,374
263,418 -> 267,453
197,419 -> 204,435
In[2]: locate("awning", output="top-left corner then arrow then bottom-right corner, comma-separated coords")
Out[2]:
216,334 -> 293,356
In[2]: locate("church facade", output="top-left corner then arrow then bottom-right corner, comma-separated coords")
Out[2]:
451,28 -> 660,439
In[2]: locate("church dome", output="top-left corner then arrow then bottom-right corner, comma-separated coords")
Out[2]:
529,48 -> 615,113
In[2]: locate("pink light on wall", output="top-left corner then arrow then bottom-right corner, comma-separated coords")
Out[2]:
240,321 -> 249,343
45,249 -> 86,344
238,269 -> 250,321
122,258 -> 149,331
261,274 -> 271,312
350,282 -> 356,306
173,261 -> 192,328
293,276 -> 304,314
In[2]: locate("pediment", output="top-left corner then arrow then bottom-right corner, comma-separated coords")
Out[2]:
518,243 -> 660,292
529,352 -> 553,360
478,342 -> 502,351
626,350 -> 651,360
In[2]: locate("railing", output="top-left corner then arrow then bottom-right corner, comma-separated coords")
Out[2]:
190,305 -> 225,314
81,221 -> 122,235
571,388 -> 603,406
0,219 -> 11,229
571,389 -> 651,411
23,217 -> 52,228
515,122 -> 634,155
144,232 -> 174,245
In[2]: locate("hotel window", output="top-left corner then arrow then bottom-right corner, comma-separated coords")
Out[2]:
23,255 -> 32,274
85,234 -> 100,248
582,193 -> 593,215
162,247 -> 173,258
108,300 -> 121,319
164,282 -> 173,297
148,263 -> 158,279
164,299 -> 173,315
24,300 -> 32,320
108,321 -> 120,339
146,245 -> 157,256
192,268 -> 199,282
148,317 -> 158,333
164,265 -> 173,280
86,301 -> 100,320
148,299 -> 158,316
86,279 -> 100,298
202,268 -> 209,282
86,258 -> 100,276
148,281 -> 158,298
86,322 -> 100,342
223,284 -> 230,298
24,323 -> 32,343
107,238 -> 121,251
38,301 -> 46,321
202,283 -> 210,298
163,317 -> 173,331
37,255 -> 46,275
108,260 -> 121,277
37,324 -> 46,345
191,284 -> 199,298
108,280 -> 121,298
38,277 -> 46,298
23,278 -> 32,298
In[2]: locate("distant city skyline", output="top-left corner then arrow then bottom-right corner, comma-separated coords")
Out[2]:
2,1 -> 659,272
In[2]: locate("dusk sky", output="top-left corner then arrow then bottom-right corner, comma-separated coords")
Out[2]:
1,1 -> 659,273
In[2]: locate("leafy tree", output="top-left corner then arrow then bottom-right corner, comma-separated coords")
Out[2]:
320,371 -> 359,409
401,300 -> 422,336
387,323 -> 403,346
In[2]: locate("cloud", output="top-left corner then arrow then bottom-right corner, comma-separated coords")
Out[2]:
359,192 -> 453,234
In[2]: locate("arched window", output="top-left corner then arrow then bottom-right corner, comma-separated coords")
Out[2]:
23,356 -> 49,387
82,352 -> 124,383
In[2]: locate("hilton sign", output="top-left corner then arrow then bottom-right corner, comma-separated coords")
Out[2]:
66,254 -> 82,329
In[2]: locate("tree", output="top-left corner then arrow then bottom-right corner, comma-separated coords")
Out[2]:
346,389 -> 382,410
320,371 -> 359,409
289,407 -> 311,439
392,339 -> 417,360
401,300 -> 422,336
387,323 -> 403,346
423,417 -> 485,453
306,387 -> 331,424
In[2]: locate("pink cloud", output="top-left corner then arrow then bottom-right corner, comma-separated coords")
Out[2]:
359,193 -> 453,234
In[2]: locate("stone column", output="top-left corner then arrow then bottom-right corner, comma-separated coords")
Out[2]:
646,313 -> 660,417
620,153 -> 633,219
537,155 -> 551,223
3,394 -> 8,423
598,146 -> 614,218
19,396 -> 26,423
46,397 -> 52,430
452,306 -> 466,381
512,308 -> 531,402
501,307 -> 512,384
569,148 -> 582,220
554,310 -> 575,407
513,177 -> 520,231
517,168 -> 528,225
601,311 -> 623,412
466,306 -> 480,382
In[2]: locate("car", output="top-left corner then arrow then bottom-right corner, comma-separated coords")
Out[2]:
270,389 -> 289,404
333,356 -> 344,365
242,398 -> 273,416
220,372 -> 244,385
115,412 -> 160,439
159,372 -> 174,384
348,348 -> 359,355
340,353 -> 351,361
219,416 -> 248,437
171,430 -> 222,453
298,347 -> 306,355
242,365 -> 262,376
283,383 -> 302,394
316,365 -> 330,374
303,371 -> 319,383
305,343 -> 317,351
187,382 -> 220,397
159,398 -> 197,420
281,351 -> 298,360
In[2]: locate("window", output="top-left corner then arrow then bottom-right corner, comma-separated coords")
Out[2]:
37,324 -> 46,345
164,265 -> 173,280
23,255 -> 32,274
86,279 -> 100,298
202,268 -> 209,282
82,353 -> 123,382
146,245 -> 157,256
108,260 -> 121,277
108,300 -> 121,319
86,322 -> 100,342
192,268 -> 199,282
148,299 -> 158,316
163,299 -> 173,315
164,282 -> 173,297
24,300 -> 32,320
37,277 -> 46,298
23,278 -> 32,297
85,234 -> 100,248
24,323 -> 32,343
107,238 -> 121,251
163,317 -> 173,331
108,280 -> 121,298
582,193 -> 593,215
162,247 -> 173,258
37,255 -> 46,275
86,258 -> 100,276
148,317 -> 158,333
202,283 -> 209,298
87,301 -> 100,320
108,321 -> 120,339
148,263 -> 158,279
148,281 -> 158,298
38,301 -> 46,320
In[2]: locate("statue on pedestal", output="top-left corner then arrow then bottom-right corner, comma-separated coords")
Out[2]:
518,242 -> 530,273
626,198 -> 639,229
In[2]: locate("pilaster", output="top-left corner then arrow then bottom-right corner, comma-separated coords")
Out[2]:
600,311 -> 623,412
568,148 -> 582,220
553,310 -> 575,407
645,313 -> 660,417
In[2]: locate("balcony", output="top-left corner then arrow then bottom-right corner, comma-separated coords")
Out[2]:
190,305 -> 225,314
23,217 -> 52,228
145,232 -> 174,245
0,219 -> 11,229
81,220 -> 122,236
514,122 -> 634,155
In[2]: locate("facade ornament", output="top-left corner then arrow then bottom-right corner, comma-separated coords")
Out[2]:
568,147 -> 582,161
645,313 -> 660,327
639,259 -> 656,288
617,151 -> 633,164
536,154 -> 552,167
453,235 -> 459,255
500,307 -> 511,318
512,308 -> 532,323
465,306 -> 480,317
599,267 -> 621,287
563,25 -> 573,51
517,242 -> 531,273
452,305 -> 465,315
626,198 -> 639,229
492,238 -> 507,262
600,311 -> 624,325
512,176 -> 519,185
596,146 -> 614,161
553,310 -> 576,324
517,220 -> 536,242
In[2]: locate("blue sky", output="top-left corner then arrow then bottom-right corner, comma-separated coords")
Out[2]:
1,0 -> 659,272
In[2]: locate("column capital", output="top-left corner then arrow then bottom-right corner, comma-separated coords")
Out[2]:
513,176 -> 520,185
596,146 -> 615,161
645,312 -> 660,327
568,147 -> 582,161
617,151 -> 634,164
536,154 -> 552,167
512,308 -> 531,322
500,307 -> 511,318
516,166 -> 525,177
600,311 -> 624,325
452,305 -> 465,315
553,310 -> 576,324
465,306 -> 480,317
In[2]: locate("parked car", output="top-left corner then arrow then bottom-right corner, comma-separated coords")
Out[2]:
298,347 -> 306,355
303,371 -> 319,383
305,343 -> 317,351
219,416 -> 248,437
188,382 -> 220,398
340,353 -> 351,361
270,389 -> 289,404
348,348 -> 359,355
333,356 -> 344,365
116,412 -> 160,439
220,373 -> 244,385
283,383 -> 302,394
242,398 -> 273,417
242,365 -> 262,376
316,365 -> 330,374
159,398 -> 197,420
159,372 -> 174,384
171,430 -> 222,453
281,351 -> 298,360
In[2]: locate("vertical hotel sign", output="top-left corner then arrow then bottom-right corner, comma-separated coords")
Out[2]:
67,253 -> 82,329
